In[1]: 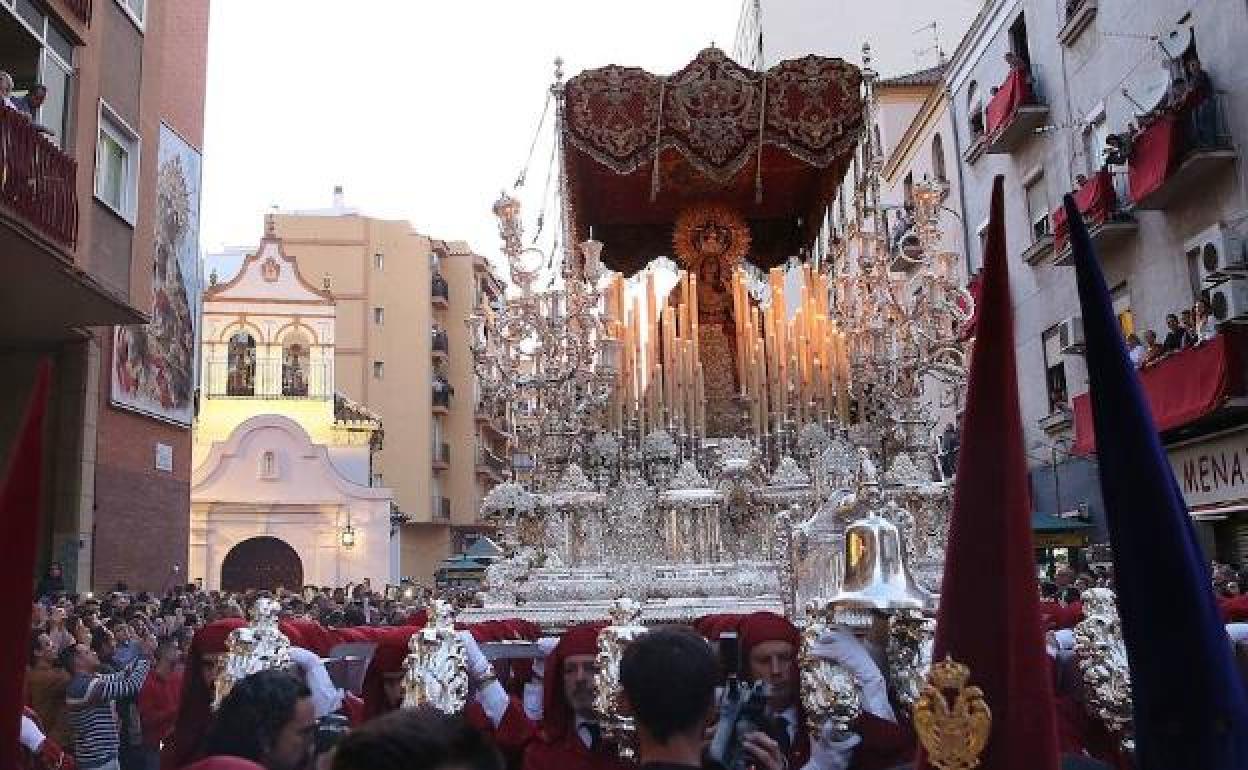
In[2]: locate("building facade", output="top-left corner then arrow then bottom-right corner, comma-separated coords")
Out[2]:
207,195 -> 506,582
941,0 -> 1248,560
1,0 -> 210,593
191,225 -> 393,590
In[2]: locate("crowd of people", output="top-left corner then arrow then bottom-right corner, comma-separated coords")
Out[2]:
17,558 -> 1145,770
1101,55 -> 1218,172
1123,297 -> 1219,370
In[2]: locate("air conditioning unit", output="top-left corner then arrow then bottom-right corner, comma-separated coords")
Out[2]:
1058,316 -> 1085,354
1189,224 -> 1248,285
1208,278 -> 1248,323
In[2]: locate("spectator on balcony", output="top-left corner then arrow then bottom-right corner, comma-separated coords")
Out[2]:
1194,298 -> 1219,342
1141,329 -> 1165,366
0,70 -> 17,110
1177,57 -> 1217,149
1125,333 -> 1145,368
1004,51 -> 1035,94
1103,133 -> 1132,168
11,84 -> 53,135
1162,313 -> 1194,353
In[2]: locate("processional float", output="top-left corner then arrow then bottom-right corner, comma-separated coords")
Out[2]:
207,42 -> 1133,763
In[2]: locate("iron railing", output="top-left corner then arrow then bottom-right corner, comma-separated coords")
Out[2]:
202,357 -> 331,399
0,108 -> 78,248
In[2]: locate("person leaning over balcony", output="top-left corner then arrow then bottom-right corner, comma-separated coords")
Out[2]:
0,70 -> 19,110
1141,329 -> 1166,366
1162,313 -> 1193,353
1194,298 -> 1219,343
10,83 -> 53,135
1177,57 -> 1217,149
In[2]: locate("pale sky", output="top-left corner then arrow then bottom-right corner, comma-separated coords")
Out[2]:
200,1 -> 979,272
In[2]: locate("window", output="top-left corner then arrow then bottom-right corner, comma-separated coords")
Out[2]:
95,103 -> 140,223
281,332 -> 311,397
1083,111 -> 1111,175
1111,284 -> 1134,337
872,123 -> 883,157
931,133 -> 947,182
227,332 -> 256,396
260,451 -> 277,479
1009,14 -> 1032,69
7,3 -> 77,148
373,361 -> 385,379
116,0 -> 146,27
975,218 -> 990,269
373,307 -> 385,325
1042,325 -> 1069,413
374,252 -> 384,270
1024,172 -> 1051,241
967,82 -> 985,139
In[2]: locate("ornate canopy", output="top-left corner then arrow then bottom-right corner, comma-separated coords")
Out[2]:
561,47 -> 864,276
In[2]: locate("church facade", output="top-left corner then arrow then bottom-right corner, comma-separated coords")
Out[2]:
190,219 -> 396,590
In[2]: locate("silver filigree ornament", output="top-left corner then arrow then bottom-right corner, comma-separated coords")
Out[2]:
213,598 -> 292,709
1072,588 -> 1134,751
402,599 -> 469,714
799,615 -> 863,738
886,609 -> 936,709
594,598 -> 648,760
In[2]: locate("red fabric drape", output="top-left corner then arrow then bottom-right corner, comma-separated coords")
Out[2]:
986,69 -> 1032,136
0,362 -> 52,770
1127,116 -> 1178,204
1053,170 -> 1116,252
918,177 -> 1060,770
1073,330 -> 1244,454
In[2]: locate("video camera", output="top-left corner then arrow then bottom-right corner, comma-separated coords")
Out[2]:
706,632 -> 792,770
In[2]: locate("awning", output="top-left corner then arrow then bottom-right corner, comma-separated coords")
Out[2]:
1032,511 -> 1095,532
1073,327 -> 1247,454
1032,512 -> 1094,548
562,47 -> 864,275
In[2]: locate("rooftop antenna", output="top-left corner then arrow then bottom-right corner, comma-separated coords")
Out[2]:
912,21 -> 946,67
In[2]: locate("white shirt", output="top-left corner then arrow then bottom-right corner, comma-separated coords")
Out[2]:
576,719 -> 601,749
1128,344 -> 1145,367
1198,316 -> 1218,342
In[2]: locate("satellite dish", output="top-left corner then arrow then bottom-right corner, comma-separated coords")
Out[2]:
1122,68 -> 1173,114
1157,22 -> 1194,61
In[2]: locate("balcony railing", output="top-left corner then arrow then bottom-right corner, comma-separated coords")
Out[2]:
432,442 -> 450,468
432,273 -> 449,303
432,496 -> 451,521
0,108 -> 78,248
433,380 -> 452,409
476,443 -> 510,477
203,357 -> 331,399
1058,0 -> 1097,45
984,69 -> 1049,155
432,328 -> 449,354
63,0 -> 92,24
1128,93 -> 1236,211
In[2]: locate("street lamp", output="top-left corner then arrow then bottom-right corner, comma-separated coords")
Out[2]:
340,514 -> 356,548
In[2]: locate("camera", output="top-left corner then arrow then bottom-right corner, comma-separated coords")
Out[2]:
315,713 -> 350,756
706,632 -> 792,770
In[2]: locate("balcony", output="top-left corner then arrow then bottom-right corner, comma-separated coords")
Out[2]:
432,328 -> 449,358
984,70 -> 1048,155
432,496 -> 451,521
1073,328 -> 1248,454
432,273 -> 449,305
476,443 -> 510,482
1,108 -> 77,249
963,134 -> 988,165
475,400 -> 510,438
1058,0 -> 1097,46
62,0 -> 92,24
432,442 -> 450,470
202,357 -> 332,400
1129,99 -> 1236,211
1021,234 -> 1056,266
1052,170 -> 1138,266
432,380 -> 452,413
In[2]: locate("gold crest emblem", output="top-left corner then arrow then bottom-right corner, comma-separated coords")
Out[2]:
913,656 -> 992,770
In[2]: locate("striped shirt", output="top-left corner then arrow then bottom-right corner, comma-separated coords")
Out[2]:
66,657 -> 151,769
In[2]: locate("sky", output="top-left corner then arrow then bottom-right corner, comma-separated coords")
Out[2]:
200,1 -> 981,276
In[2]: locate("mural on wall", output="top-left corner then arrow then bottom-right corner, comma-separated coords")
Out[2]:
111,123 -> 201,425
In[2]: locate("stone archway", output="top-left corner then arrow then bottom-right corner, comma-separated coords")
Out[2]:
220,536 -> 303,592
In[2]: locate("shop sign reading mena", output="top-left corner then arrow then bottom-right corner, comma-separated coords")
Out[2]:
1169,430 -> 1248,509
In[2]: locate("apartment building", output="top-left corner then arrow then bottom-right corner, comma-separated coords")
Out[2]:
0,0 -> 211,592
248,198 -> 506,581
943,0 -> 1248,560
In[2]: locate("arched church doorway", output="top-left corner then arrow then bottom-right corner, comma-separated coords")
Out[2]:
220,536 -> 303,592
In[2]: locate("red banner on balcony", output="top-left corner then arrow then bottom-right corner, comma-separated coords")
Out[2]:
0,108 -> 78,248
1052,169 -> 1116,252
986,69 -> 1031,136
1127,116 -> 1178,204
1073,329 -> 1246,455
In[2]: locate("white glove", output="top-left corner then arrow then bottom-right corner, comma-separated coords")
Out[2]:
456,631 -> 495,684
523,679 -> 544,721
800,724 -> 861,770
288,646 -> 344,718
1052,629 -> 1075,652
1228,624 -> 1248,643
808,628 -> 896,722
19,715 -> 45,753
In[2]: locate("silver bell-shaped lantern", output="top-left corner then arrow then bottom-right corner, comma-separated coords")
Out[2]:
827,511 -> 933,623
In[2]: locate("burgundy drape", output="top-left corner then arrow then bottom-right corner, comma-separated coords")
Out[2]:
986,69 -> 1032,135
0,362 -> 52,770
1073,330 -> 1245,455
1052,170 -> 1116,252
917,177 -> 1060,770
1127,116 -> 1179,204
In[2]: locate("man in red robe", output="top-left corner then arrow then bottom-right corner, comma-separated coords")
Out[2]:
515,623 -> 631,770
